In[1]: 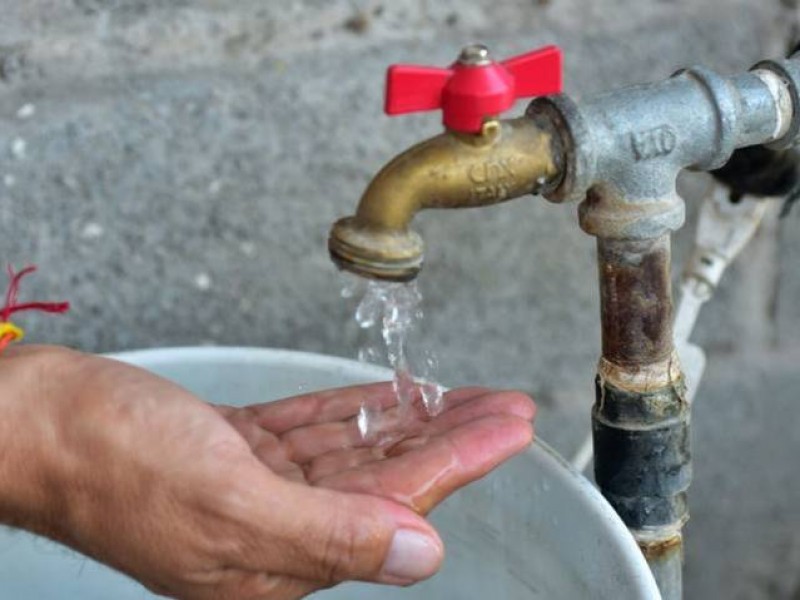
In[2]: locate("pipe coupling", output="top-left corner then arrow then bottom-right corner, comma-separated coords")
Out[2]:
527,56 -> 800,239
751,54 -> 800,150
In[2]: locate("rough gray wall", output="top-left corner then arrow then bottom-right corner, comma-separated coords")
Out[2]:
1,1 -> 799,598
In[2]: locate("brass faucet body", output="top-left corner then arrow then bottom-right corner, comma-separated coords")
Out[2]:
329,117 -> 561,281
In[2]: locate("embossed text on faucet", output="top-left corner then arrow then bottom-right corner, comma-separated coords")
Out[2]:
630,125 -> 677,161
468,158 -> 518,202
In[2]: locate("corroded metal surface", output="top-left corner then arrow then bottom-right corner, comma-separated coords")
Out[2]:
593,378 -> 691,527
593,236 -> 690,600
597,236 -> 674,366
597,353 -> 682,394
640,533 -> 684,600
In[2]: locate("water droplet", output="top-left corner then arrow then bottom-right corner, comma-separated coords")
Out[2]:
354,283 -> 383,328
358,344 -> 382,364
340,272 -> 364,299
420,380 -> 445,416
357,395 -> 384,442
393,368 -> 417,415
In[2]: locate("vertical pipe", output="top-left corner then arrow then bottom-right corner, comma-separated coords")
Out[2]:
592,234 -> 690,600
643,535 -> 684,600
598,236 -> 674,366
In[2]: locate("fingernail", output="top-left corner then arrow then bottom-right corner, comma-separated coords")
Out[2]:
381,529 -> 442,583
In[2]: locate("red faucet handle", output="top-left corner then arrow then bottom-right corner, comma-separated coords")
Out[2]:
384,44 -> 562,133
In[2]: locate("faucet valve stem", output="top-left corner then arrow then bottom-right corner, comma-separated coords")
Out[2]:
457,44 -> 492,66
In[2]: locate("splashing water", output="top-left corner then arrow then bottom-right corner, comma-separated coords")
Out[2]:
342,274 -> 445,441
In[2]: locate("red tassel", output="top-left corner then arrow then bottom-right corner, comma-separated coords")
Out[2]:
1,265 -> 70,322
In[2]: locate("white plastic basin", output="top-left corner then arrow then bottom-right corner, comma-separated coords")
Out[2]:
0,347 -> 660,599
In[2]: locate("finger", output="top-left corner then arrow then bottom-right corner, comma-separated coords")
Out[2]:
249,384 -> 490,436
417,389 -> 535,433
305,446 -> 388,484
176,571 -> 321,600
250,576 -> 321,600
303,391 -> 535,481
223,409 -> 307,482
218,573 -> 321,600
249,436 -> 306,483
247,383 -> 398,434
316,415 -> 533,514
233,480 -> 444,586
280,386 -> 496,464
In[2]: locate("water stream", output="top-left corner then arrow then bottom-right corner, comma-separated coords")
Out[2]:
341,274 -> 444,441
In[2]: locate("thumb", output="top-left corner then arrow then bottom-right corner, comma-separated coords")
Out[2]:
242,479 -> 444,587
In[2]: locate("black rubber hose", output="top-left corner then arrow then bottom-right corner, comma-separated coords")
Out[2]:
710,146 -> 799,202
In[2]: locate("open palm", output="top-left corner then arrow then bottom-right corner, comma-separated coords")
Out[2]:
219,383 -> 535,516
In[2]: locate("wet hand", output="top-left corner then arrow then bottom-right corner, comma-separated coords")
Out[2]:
219,383 -> 535,516
0,347 -> 534,600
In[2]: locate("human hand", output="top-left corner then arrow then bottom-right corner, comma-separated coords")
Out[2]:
0,346 -> 534,600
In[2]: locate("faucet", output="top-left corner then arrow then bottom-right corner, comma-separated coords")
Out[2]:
328,44 -> 800,600
329,44 -> 563,281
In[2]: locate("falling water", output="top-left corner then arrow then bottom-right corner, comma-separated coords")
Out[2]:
341,274 -> 444,441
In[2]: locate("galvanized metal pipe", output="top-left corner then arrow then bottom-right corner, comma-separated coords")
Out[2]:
642,533 -> 684,600
529,55 -> 800,600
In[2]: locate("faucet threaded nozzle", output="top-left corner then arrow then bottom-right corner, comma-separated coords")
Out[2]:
328,217 -> 424,282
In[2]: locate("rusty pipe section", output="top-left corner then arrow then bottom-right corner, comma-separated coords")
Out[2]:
640,532 -> 685,599
598,236 -> 674,367
593,236 -> 690,599
329,117 -> 562,281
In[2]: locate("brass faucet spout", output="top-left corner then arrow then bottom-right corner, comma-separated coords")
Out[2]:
329,117 -> 561,281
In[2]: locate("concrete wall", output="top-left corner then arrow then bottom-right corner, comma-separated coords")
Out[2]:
1,1 -> 799,597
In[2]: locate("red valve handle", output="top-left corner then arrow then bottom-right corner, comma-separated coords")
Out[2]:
385,45 -> 562,133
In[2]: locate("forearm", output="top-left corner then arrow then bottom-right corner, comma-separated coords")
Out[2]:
0,346 -> 77,540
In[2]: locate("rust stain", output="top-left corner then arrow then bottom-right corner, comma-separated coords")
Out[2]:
639,534 -> 683,561
598,236 -> 674,366
597,353 -> 683,394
